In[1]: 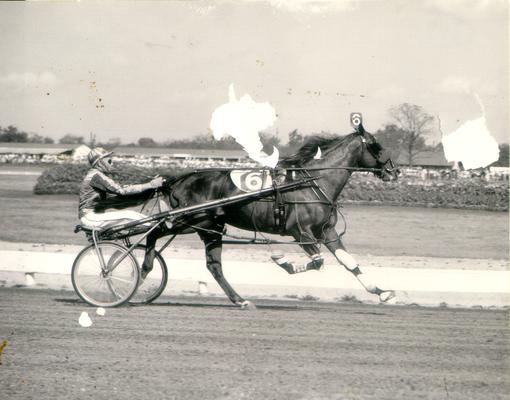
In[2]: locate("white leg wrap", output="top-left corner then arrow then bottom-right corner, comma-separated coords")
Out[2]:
271,253 -> 313,274
334,249 -> 358,270
271,254 -> 290,266
335,249 -> 379,293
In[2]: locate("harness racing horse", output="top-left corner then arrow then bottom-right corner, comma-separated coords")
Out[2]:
142,123 -> 399,308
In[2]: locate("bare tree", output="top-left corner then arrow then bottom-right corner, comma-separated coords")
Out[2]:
389,103 -> 435,166
374,124 -> 407,160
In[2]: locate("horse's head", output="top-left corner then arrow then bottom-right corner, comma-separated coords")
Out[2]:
355,124 -> 399,182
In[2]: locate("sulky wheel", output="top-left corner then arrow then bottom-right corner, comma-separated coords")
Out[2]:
72,241 -> 140,307
129,245 -> 168,305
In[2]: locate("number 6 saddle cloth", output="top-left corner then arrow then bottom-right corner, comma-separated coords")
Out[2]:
230,169 -> 286,192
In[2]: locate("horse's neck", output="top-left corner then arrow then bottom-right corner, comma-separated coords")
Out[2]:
305,140 -> 360,201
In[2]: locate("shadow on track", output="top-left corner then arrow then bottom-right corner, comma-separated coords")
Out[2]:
54,297 -> 317,311
53,291 -> 389,314
136,301 -> 317,311
54,297 -> 83,305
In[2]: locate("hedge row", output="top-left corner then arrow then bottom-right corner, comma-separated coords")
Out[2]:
341,174 -> 508,211
33,164 -> 184,195
34,164 -> 508,211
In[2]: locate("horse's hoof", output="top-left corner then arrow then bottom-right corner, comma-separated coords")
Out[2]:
140,267 -> 151,280
236,300 -> 257,310
379,290 -> 396,303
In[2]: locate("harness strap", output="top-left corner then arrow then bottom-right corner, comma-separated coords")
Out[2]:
271,170 -> 287,234
140,188 -> 162,215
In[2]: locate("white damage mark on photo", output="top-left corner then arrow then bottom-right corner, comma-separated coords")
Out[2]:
441,94 -> 500,170
78,311 -> 93,328
96,307 -> 105,316
210,84 -> 279,168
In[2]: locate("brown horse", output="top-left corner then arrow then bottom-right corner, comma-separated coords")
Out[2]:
142,123 -> 399,308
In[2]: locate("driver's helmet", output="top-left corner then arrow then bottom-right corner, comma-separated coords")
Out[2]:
88,147 -> 113,167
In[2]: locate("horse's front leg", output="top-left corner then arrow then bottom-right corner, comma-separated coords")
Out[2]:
198,229 -> 255,309
271,236 -> 324,274
323,228 -> 395,303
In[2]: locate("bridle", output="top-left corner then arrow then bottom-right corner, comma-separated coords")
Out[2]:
358,132 -> 398,177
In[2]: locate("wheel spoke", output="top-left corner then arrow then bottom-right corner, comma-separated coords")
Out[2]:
109,275 -> 135,284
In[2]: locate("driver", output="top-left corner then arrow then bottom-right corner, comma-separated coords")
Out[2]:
79,147 -> 164,229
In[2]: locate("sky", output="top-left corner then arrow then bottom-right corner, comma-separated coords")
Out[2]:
0,0 -> 508,145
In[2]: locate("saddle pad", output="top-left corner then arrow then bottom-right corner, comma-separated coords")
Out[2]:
230,170 -> 273,193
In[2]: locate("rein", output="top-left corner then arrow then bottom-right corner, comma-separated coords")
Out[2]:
190,166 -> 383,173
287,166 -> 380,172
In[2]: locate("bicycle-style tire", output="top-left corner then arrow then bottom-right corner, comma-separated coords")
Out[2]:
72,241 -> 140,307
129,245 -> 168,304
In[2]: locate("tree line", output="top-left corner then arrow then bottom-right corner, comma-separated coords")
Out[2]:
1,103 -> 508,166
0,125 -> 54,144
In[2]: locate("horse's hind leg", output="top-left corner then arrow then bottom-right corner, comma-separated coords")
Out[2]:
141,228 -> 161,279
198,229 -> 255,309
323,228 -> 395,302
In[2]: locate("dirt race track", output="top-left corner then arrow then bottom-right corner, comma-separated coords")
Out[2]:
1,288 -> 508,400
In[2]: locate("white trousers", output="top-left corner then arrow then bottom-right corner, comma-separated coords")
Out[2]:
81,210 -> 148,229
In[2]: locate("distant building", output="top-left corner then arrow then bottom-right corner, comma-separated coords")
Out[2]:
0,142 -> 251,166
58,144 -> 91,161
395,150 -> 451,169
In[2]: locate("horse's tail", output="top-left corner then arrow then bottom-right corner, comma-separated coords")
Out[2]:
159,170 -> 199,208
161,169 -> 198,187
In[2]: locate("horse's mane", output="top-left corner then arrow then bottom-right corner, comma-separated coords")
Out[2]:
279,132 -> 357,167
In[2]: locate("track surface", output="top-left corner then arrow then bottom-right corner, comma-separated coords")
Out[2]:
1,288 -> 508,400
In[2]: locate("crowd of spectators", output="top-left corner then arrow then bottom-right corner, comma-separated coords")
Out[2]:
398,167 -> 508,182
0,152 -> 256,169
0,153 -> 42,164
